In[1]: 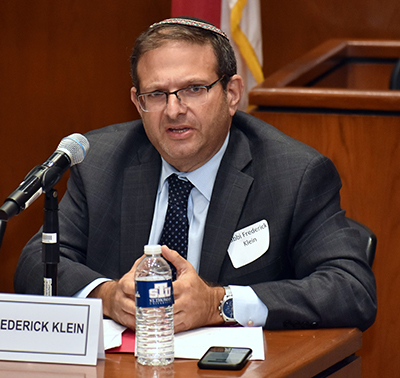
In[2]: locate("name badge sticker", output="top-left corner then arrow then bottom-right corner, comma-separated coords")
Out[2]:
228,219 -> 270,268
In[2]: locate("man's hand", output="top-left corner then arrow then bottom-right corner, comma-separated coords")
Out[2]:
89,247 -> 225,334
161,245 -> 225,333
88,255 -> 145,330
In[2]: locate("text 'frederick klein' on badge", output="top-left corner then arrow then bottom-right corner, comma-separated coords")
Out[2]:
228,220 -> 270,268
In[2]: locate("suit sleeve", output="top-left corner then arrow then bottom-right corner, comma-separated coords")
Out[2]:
251,155 -> 377,331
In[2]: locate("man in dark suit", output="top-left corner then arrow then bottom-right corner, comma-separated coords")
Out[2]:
14,18 -> 377,333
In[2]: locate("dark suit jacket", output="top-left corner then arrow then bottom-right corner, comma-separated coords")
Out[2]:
14,111 -> 377,331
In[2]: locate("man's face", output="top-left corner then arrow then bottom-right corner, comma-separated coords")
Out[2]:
131,41 -> 243,172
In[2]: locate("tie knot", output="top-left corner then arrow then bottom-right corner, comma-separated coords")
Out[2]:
167,174 -> 193,206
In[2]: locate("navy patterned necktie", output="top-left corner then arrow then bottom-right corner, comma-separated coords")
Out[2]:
159,174 -> 194,280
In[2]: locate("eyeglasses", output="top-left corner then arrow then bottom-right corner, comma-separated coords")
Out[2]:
137,76 -> 225,112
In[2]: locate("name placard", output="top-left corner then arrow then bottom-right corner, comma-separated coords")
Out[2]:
0,293 -> 104,365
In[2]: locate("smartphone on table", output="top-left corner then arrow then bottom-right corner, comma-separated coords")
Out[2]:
197,346 -> 252,370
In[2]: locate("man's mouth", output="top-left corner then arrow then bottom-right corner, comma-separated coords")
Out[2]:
169,127 -> 190,133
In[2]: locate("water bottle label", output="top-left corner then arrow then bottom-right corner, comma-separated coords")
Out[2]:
135,279 -> 174,308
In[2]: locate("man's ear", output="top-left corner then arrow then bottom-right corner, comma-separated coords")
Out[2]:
226,74 -> 244,116
130,87 -> 142,115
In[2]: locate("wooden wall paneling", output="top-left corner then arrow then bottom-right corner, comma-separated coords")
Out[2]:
0,0 -> 171,293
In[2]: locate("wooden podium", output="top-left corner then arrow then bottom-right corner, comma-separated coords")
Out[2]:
249,39 -> 400,378
250,38 -> 400,111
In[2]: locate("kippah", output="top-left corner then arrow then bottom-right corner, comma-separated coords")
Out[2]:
149,17 -> 229,41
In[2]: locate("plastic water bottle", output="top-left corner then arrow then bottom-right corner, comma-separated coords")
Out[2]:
135,245 -> 174,365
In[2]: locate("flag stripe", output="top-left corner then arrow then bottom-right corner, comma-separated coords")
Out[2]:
230,0 -> 264,84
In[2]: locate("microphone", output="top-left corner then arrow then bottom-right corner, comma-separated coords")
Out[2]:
0,133 -> 90,221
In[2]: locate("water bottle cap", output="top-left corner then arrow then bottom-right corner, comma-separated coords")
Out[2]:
144,244 -> 162,255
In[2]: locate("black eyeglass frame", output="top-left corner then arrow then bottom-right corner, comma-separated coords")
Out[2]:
137,75 -> 225,112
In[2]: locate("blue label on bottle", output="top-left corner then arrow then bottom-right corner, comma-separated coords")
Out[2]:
135,279 -> 174,308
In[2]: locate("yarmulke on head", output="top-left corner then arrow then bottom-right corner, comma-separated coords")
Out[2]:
149,17 -> 229,41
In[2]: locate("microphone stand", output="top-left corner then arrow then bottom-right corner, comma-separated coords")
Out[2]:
42,188 -> 59,296
0,219 -> 6,251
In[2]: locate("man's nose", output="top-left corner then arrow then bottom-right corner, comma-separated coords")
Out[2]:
165,92 -> 186,117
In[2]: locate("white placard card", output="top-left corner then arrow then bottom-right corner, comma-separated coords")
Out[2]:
0,293 -> 104,365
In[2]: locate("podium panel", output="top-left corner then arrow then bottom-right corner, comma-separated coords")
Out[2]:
249,39 -> 400,378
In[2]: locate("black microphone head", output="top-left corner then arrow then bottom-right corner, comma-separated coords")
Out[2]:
56,133 -> 90,166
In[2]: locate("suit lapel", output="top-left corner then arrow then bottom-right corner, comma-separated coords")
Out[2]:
199,126 -> 253,283
120,142 -> 161,274
118,118 -> 254,279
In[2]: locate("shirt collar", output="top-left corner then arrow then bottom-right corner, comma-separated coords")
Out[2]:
159,132 -> 230,201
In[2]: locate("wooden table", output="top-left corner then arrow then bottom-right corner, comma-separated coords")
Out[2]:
0,328 -> 361,378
